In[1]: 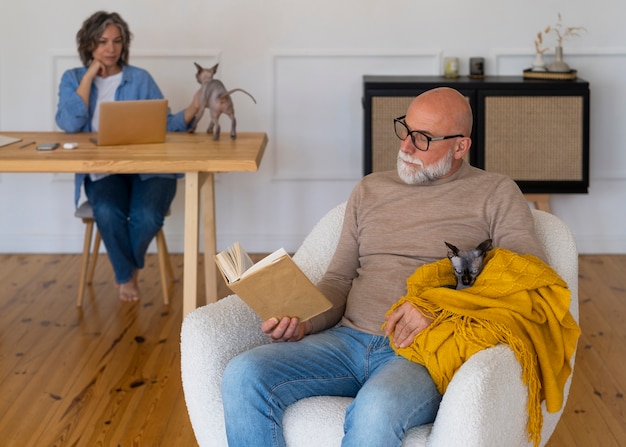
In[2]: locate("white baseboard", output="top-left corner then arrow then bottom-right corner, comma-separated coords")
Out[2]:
0,233 -> 308,255
1,229 -> 625,255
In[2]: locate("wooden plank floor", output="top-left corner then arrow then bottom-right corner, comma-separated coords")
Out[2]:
0,253 -> 624,446
548,255 -> 626,447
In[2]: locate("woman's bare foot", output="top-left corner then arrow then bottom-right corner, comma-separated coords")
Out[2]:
118,272 -> 140,302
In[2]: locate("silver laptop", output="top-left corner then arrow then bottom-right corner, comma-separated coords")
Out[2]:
94,99 -> 168,146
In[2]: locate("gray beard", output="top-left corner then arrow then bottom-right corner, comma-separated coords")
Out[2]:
396,149 -> 454,185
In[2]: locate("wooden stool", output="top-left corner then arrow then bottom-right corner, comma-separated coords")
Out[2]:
75,201 -> 174,306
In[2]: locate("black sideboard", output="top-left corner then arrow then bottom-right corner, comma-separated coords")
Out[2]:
363,75 -> 590,194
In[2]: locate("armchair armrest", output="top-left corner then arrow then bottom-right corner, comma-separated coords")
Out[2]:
427,345 -> 528,447
181,295 -> 268,447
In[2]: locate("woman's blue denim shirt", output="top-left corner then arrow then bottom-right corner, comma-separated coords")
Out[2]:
55,64 -> 190,206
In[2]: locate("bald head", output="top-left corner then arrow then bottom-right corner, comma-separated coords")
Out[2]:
407,87 -> 473,137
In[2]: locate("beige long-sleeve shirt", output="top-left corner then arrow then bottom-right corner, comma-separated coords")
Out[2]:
312,162 -> 546,335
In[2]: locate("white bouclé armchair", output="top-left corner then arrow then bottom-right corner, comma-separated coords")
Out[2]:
181,202 -> 579,447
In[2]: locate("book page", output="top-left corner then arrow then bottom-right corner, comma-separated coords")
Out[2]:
241,248 -> 288,279
230,242 -> 254,277
215,242 -> 254,283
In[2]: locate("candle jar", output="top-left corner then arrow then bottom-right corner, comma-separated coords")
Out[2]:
444,57 -> 459,78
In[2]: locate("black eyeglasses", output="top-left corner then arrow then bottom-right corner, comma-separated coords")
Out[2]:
393,115 -> 464,151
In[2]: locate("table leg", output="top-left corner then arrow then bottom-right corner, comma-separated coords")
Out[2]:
183,172 -> 200,317
201,172 -> 218,304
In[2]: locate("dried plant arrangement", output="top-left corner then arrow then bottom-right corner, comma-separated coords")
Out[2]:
527,13 -> 586,77
534,28 -> 551,55
546,13 -> 586,48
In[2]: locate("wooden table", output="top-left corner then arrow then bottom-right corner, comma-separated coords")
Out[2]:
0,131 -> 267,316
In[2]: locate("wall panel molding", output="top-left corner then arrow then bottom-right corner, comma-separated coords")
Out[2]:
492,47 -> 626,74
270,50 -> 440,181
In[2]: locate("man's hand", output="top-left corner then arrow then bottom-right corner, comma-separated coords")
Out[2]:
384,301 -> 433,348
261,317 -> 312,343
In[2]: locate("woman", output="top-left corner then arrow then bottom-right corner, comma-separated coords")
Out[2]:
56,11 -> 198,302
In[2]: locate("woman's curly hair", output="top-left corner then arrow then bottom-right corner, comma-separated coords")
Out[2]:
76,11 -> 132,67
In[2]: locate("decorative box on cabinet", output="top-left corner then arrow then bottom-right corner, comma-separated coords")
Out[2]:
363,75 -> 590,194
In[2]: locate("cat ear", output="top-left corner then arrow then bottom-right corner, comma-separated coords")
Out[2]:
477,238 -> 493,253
210,63 -> 219,74
444,241 -> 459,257
194,62 -> 203,72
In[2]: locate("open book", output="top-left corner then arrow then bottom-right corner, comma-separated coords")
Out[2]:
215,242 -> 332,321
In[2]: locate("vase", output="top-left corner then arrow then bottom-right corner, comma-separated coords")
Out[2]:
547,46 -> 571,73
531,53 -> 547,72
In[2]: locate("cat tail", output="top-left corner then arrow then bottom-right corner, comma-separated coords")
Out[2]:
221,89 -> 257,104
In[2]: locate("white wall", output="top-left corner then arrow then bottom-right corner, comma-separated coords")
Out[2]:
1,0 -> 625,254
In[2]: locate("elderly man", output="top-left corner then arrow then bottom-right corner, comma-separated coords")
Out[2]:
221,87 -> 545,447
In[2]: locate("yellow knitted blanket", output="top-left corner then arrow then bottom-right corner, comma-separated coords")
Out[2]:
385,248 -> 580,447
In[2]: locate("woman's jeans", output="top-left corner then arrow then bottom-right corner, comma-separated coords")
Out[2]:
84,174 -> 176,284
222,326 -> 442,447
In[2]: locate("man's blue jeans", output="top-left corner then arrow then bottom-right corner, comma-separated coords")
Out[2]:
222,326 -> 442,447
84,174 -> 176,284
